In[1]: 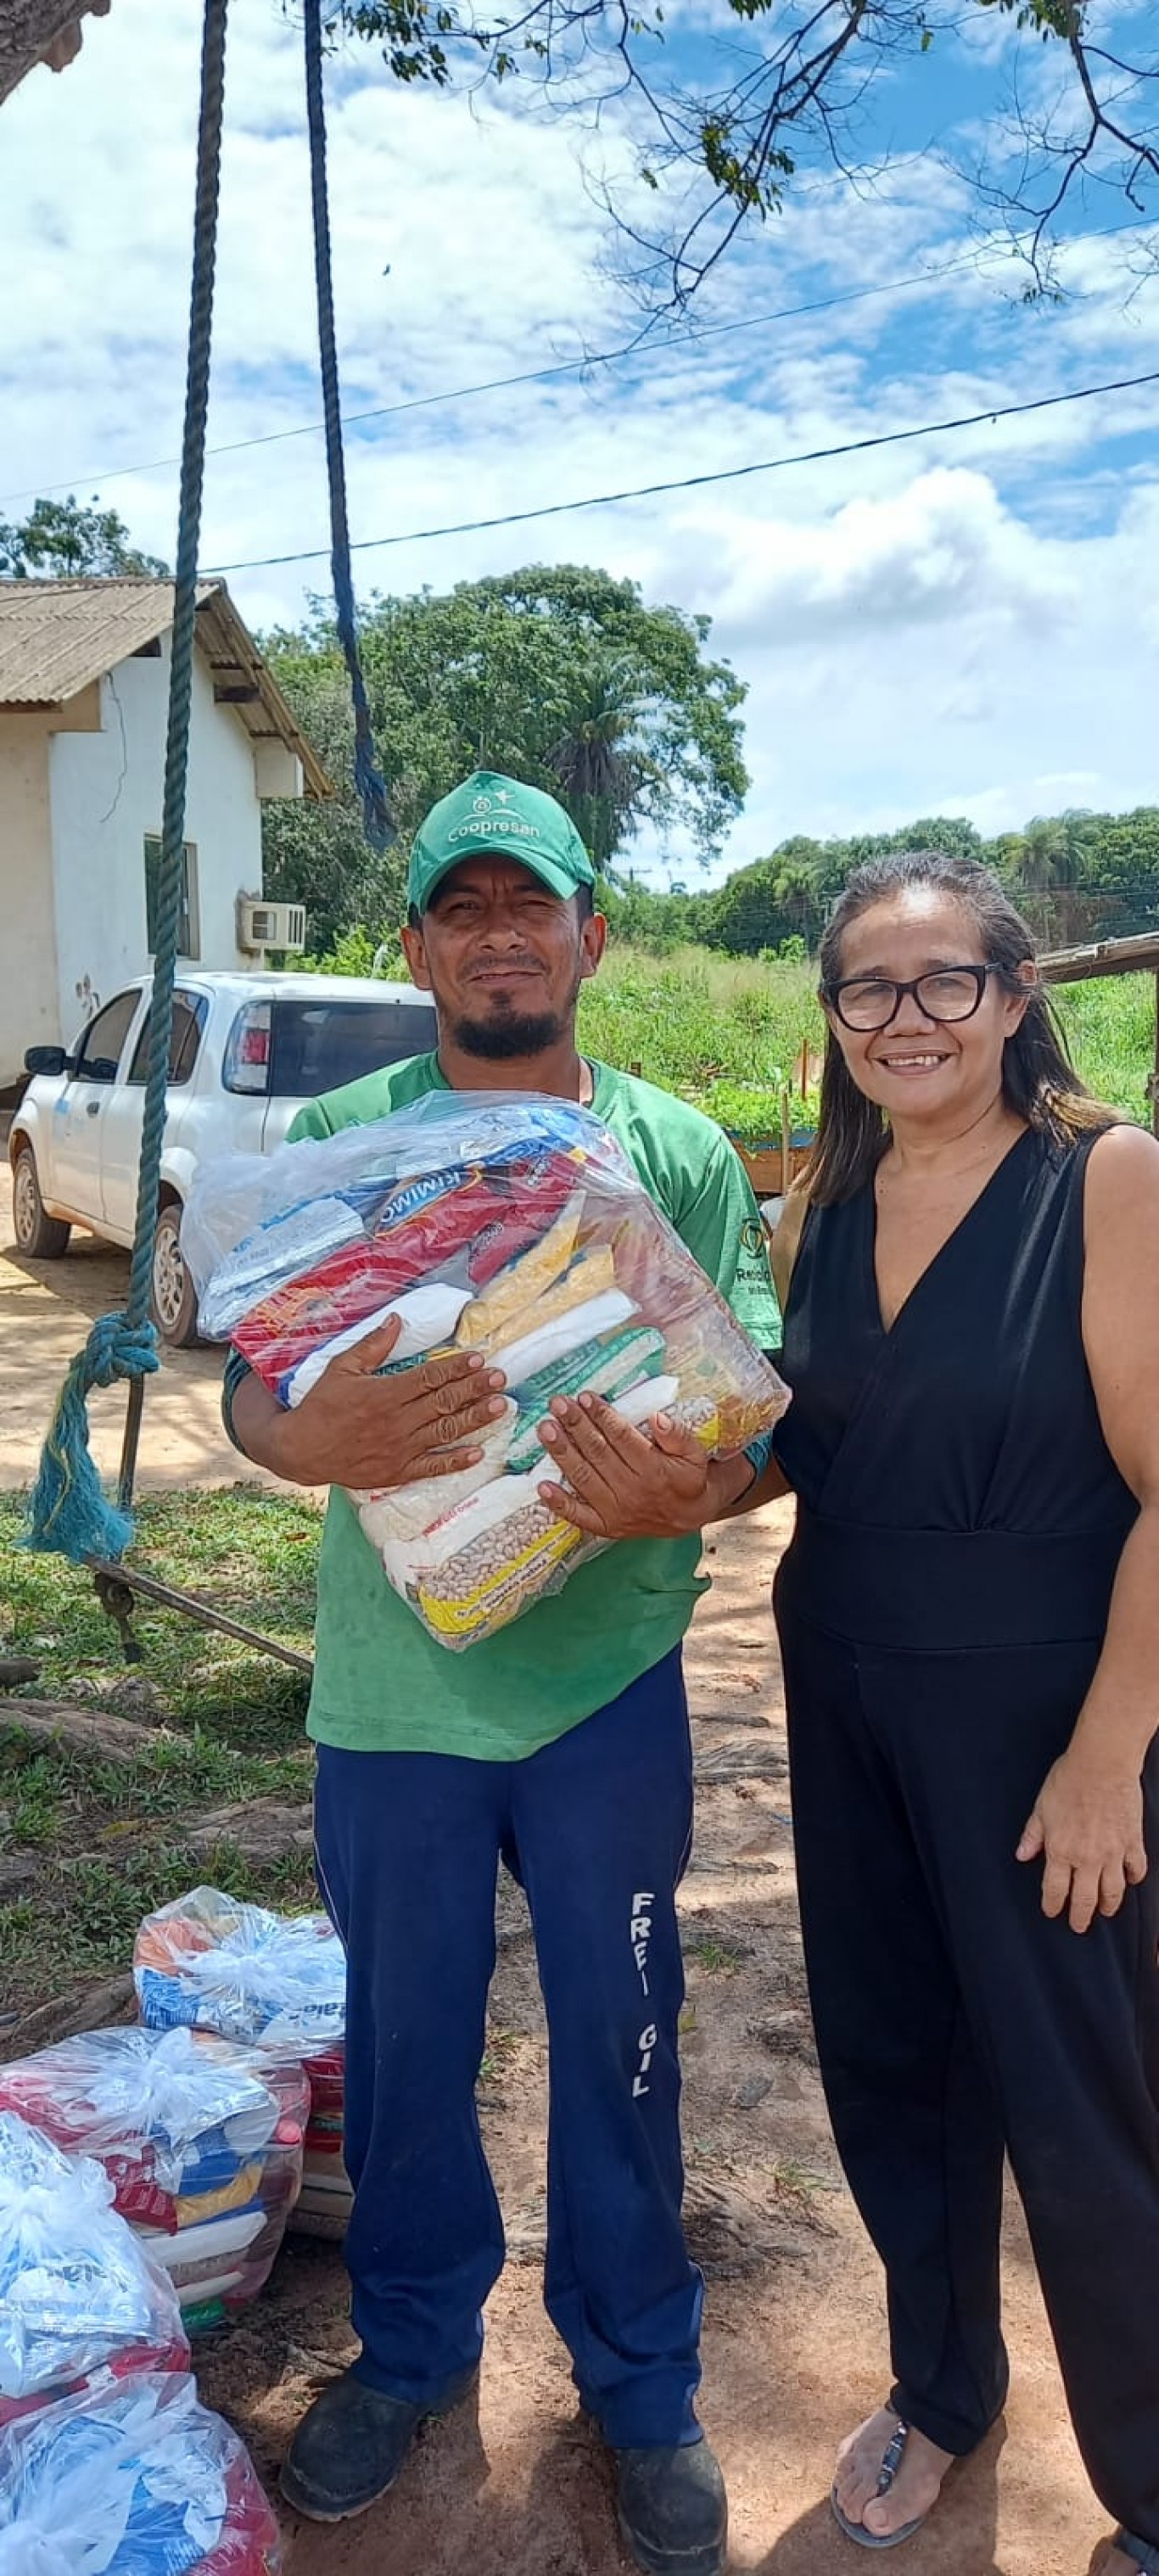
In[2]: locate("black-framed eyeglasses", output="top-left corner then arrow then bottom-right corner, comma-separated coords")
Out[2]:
823,964 -> 1001,1033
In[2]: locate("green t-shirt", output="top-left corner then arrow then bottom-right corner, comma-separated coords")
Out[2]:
227,1054 -> 781,1760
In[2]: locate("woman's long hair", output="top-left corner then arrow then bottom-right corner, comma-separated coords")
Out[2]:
806,851 -> 1117,1206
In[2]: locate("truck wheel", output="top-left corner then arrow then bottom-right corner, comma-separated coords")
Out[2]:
11,1145 -> 71,1258
151,1201 -> 200,1348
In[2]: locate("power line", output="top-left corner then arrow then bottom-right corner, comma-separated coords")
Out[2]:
204,364 -> 1159,573
5,204 -> 1155,514
0,248 -> 994,512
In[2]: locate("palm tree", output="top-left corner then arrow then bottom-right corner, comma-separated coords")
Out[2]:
1005,814 -> 1093,948
546,656 -> 660,873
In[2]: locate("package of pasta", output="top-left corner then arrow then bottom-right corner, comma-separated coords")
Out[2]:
0,2114 -> 188,2429
0,2029 -> 308,2336
0,2371 -> 281,2575
184,1091 -> 789,1649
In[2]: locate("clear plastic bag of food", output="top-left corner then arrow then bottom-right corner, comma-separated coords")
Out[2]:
185,1092 -> 789,1649
134,1887 -> 345,2058
0,2370 -> 281,2574
0,2114 -> 188,2428
0,2030 -> 308,2334
132,1890 -> 351,2245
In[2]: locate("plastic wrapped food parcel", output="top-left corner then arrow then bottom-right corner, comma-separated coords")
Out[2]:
0,2028 -> 308,2333
0,2371 -> 281,2575
0,2113 -> 188,2428
134,1887 -> 353,2241
184,1092 -> 790,1651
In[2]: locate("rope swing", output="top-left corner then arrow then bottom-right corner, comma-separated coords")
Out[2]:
24,0 -> 389,1660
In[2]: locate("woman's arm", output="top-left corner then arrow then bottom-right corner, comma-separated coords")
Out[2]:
1017,1123 -> 1159,1933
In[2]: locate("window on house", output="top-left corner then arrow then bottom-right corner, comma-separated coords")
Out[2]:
143,837 -> 200,960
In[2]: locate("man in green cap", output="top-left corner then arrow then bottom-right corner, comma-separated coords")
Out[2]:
225,770 -> 784,2574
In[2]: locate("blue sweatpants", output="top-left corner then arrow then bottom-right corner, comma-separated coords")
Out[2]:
312,1648 -> 703,2448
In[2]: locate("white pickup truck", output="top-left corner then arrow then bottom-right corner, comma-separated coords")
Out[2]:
9,971 -> 437,1345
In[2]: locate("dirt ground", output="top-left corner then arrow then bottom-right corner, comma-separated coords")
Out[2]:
0,1173 -> 1116,2573
0,1162 -> 283,1489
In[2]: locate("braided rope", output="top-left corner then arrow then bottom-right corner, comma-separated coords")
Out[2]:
304,0 -> 393,852
127,0 -> 227,1330
24,0 -> 228,1565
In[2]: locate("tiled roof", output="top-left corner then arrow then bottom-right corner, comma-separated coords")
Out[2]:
0,578 -> 330,798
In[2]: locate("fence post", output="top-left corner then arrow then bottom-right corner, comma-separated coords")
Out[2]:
1153,975 -> 1159,1140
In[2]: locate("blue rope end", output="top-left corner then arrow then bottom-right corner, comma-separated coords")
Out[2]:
353,736 -> 394,853
22,1313 -> 160,1567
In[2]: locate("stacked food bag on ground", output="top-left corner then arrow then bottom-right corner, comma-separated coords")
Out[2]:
0,2372 -> 281,2573
185,1092 -> 789,1649
134,1888 -> 353,2240
0,2112 -> 188,2427
0,2027 -> 308,2332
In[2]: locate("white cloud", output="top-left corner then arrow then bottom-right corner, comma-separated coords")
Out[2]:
700,468 -> 1078,638
1,0 -> 1157,886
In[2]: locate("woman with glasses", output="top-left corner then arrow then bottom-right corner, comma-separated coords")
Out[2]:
770,850 -> 1159,2571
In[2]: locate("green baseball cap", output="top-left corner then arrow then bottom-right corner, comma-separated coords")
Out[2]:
408,770 -> 596,913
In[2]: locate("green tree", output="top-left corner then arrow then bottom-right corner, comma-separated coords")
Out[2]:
999,810 -> 1159,947
261,564 -> 747,949
707,817 -> 986,956
0,495 -> 168,580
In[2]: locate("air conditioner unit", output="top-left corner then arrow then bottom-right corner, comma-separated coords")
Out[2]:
238,897 -> 306,955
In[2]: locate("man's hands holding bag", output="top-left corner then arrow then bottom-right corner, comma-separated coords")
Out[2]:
232,1313 -> 509,1492
535,1390 -> 754,1541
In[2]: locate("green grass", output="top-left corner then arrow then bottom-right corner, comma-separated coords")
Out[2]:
0,1489 -> 323,2013
578,943 -> 1155,1137
686,1935 -> 749,1976
1053,975 -> 1155,1123
0,1488 -> 320,1749
579,946 -> 821,1136
0,1842 -> 319,2006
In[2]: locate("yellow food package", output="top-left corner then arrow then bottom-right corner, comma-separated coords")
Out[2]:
456,1193 -> 586,1346
484,1244 -> 617,1356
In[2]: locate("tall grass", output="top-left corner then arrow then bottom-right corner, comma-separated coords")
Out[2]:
579,946 -> 823,1134
1053,976 -> 1154,1125
576,945 -> 1155,1137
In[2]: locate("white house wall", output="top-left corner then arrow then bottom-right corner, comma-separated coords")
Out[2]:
0,716 -> 59,1088
48,632 -> 262,1044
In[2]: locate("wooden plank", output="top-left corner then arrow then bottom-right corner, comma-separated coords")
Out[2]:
1039,932 -> 1159,984
1153,972 -> 1159,1143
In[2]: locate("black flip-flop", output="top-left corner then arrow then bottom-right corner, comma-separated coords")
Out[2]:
830,2415 -> 928,2551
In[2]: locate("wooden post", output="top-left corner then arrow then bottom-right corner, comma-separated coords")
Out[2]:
1153,976 -> 1159,1140
780,1084 -> 792,1195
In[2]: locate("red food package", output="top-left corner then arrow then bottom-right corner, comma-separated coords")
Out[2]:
233,1152 -> 585,1395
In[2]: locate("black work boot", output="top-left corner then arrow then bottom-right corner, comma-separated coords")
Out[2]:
279,2364 -> 478,2523
612,2435 -> 729,2576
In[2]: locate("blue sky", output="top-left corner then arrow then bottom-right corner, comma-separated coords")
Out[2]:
2,0 -> 1157,882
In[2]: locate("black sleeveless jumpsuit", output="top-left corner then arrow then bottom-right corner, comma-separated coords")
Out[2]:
774,1126 -> 1159,2543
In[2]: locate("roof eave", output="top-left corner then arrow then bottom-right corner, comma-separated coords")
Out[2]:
194,583 -> 333,803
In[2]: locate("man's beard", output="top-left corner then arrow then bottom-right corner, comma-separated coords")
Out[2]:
451,1006 -> 569,1061
451,967 -> 582,1061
